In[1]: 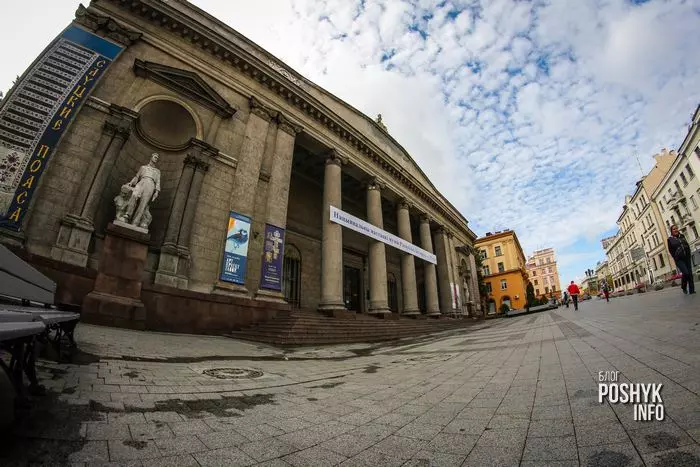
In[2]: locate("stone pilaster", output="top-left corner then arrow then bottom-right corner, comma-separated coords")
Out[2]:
256,114 -> 302,302
420,215 -> 440,315
367,178 -> 390,314
397,199 -> 419,315
216,97 -> 273,296
51,105 -> 137,267
156,139 -> 215,289
434,227 -> 453,314
318,151 -> 345,314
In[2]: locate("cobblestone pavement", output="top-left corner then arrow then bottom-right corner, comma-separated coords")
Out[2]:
1,288 -> 699,466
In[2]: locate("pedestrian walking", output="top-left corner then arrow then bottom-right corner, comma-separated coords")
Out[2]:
562,291 -> 569,308
567,281 -> 581,311
601,282 -> 610,302
667,224 -> 696,295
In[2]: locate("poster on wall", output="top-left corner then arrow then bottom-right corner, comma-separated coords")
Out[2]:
260,223 -> 285,291
219,211 -> 251,285
0,25 -> 124,230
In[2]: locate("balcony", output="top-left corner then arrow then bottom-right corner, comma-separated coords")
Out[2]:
667,191 -> 686,210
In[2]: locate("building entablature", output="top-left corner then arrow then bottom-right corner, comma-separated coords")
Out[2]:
88,0 -> 474,241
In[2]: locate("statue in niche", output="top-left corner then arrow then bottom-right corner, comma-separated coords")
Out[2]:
114,153 -> 160,231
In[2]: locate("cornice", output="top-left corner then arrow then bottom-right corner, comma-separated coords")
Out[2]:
75,4 -> 142,45
93,0 -> 471,236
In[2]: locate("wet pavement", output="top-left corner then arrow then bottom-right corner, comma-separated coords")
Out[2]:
1,287 -> 699,466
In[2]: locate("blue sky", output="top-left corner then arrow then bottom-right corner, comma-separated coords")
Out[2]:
2,0 -> 700,285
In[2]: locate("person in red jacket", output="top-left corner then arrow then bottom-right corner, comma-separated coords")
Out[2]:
567,281 -> 581,311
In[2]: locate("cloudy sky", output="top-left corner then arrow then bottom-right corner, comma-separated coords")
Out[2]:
2,0 -> 700,285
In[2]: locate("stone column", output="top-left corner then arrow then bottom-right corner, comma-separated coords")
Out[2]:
434,227 -> 453,315
319,150 -> 345,314
216,97 -> 273,296
156,139 -> 216,289
51,105 -> 137,267
256,114 -> 302,301
228,96 -> 274,218
419,215 -> 440,315
367,178 -> 390,314
447,232 -> 459,313
469,252 -> 481,312
397,199 -> 419,315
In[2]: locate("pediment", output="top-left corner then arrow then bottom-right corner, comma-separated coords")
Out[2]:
133,59 -> 235,118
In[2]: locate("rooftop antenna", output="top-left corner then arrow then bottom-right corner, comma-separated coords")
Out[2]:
634,152 -> 644,177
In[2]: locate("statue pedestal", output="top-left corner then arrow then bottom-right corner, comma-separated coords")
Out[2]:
82,222 -> 149,330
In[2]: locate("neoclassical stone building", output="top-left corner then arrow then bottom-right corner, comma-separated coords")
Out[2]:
0,0 -> 480,332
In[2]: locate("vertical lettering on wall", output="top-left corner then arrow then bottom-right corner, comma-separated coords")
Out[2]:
0,25 -> 123,230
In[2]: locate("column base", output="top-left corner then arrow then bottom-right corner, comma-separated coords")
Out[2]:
51,214 -> 94,267
368,307 -> 392,315
82,291 -> 146,330
427,311 -> 442,318
318,300 -> 348,317
213,280 -> 250,297
255,288 -> 286,303
154,243 -> 189,289
401,308 -> 421,317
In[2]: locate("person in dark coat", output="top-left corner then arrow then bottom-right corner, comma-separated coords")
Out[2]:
667,224 -> 695,294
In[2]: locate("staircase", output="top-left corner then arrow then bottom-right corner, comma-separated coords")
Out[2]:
227,310 -> 476,345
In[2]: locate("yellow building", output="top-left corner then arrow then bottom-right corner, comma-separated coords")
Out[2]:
475,230 -> 528,314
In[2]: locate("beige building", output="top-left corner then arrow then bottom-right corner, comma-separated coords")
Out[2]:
651,109 -> 700,274
525,248 -> 561,299
595,260 -> 610,288
0,0 -> 480,333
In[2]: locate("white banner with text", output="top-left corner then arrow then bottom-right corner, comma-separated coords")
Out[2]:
330,206 -> 437,264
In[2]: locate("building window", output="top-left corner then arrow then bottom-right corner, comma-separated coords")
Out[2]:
283,245 -> 302,309
545,286 -> 549,293
546,257 -> 551,263
497,262 -> 505,273
532,271 -> 537,276
535,288 -> 540,295
494,246 -> 502,256
674,180 -> 681,193
693,225 -> 699,240
483,265 -> 490,276
534,279 -> 539,285
652,257 -> 657,270
680,172 -> 689,186
687,163 -> 695,179
500,279 -> 507,290
658,254 -> 665,268
691,196 -> 698,210
486,282 -> 492,293
552,285 -> 556,292
480,249 -> 488,259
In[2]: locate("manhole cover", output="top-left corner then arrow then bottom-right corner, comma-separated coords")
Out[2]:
203,368 -> 264,379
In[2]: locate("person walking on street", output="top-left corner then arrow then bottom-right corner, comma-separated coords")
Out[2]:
562,291 -> 569,308
602,282 -> 610,302
667,224 -> 696,294
567,281 -> 581,311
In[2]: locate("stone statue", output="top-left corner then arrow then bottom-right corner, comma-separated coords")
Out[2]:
114,153 -> 160,231
375,113 -> 387,132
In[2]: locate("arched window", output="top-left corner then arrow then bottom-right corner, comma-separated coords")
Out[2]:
387,273 -> 398,313
283,245 -> 301,309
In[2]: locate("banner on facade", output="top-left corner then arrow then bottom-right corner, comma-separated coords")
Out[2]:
260,223 -> 285,291
219,211 -> 251,285
0,25 -> 124,230
330,206 -> 437,264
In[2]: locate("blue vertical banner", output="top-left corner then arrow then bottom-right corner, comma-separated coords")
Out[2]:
220,211 -> 251,285
260,223 -> 285,291
0,25 -> 124,230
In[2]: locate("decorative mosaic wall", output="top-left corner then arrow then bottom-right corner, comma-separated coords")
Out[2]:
0,25 -> 122,230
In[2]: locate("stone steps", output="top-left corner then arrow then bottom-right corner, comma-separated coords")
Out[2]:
227,310 -> 475,345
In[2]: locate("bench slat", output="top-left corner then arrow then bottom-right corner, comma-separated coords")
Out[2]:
0,311 -> 35,323
0,322 -> 46,341
0,245 -> 56,304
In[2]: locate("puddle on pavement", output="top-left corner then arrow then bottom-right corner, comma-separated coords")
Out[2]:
309,381 -> 345,389
586,449 -> 632,466
645,431 -> 680,451
651,451 -> 700,467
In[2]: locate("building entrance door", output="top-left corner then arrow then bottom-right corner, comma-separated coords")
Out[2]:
343,266 -> 361,311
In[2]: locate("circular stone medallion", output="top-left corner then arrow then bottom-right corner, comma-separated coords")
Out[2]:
203,368 -> 264,380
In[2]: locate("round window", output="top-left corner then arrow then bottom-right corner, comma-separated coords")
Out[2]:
137,99 -> 197,150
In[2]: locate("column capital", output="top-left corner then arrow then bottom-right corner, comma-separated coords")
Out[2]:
276,113 -> 303,136
248,96 -> 274,121
75,4 -> 142,46
325,149 -> 345,166
397,198 -> 413,211
419,213 -> 433,224
102,120 -> 131,139
364,177 -> 385,191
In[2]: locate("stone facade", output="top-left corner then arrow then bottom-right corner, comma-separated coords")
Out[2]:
0,0 -> 480,333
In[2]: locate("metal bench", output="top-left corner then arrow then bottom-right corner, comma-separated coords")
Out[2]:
0,321 -> 46,404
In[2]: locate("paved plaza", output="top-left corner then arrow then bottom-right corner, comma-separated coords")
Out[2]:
1,288 -> 699,466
